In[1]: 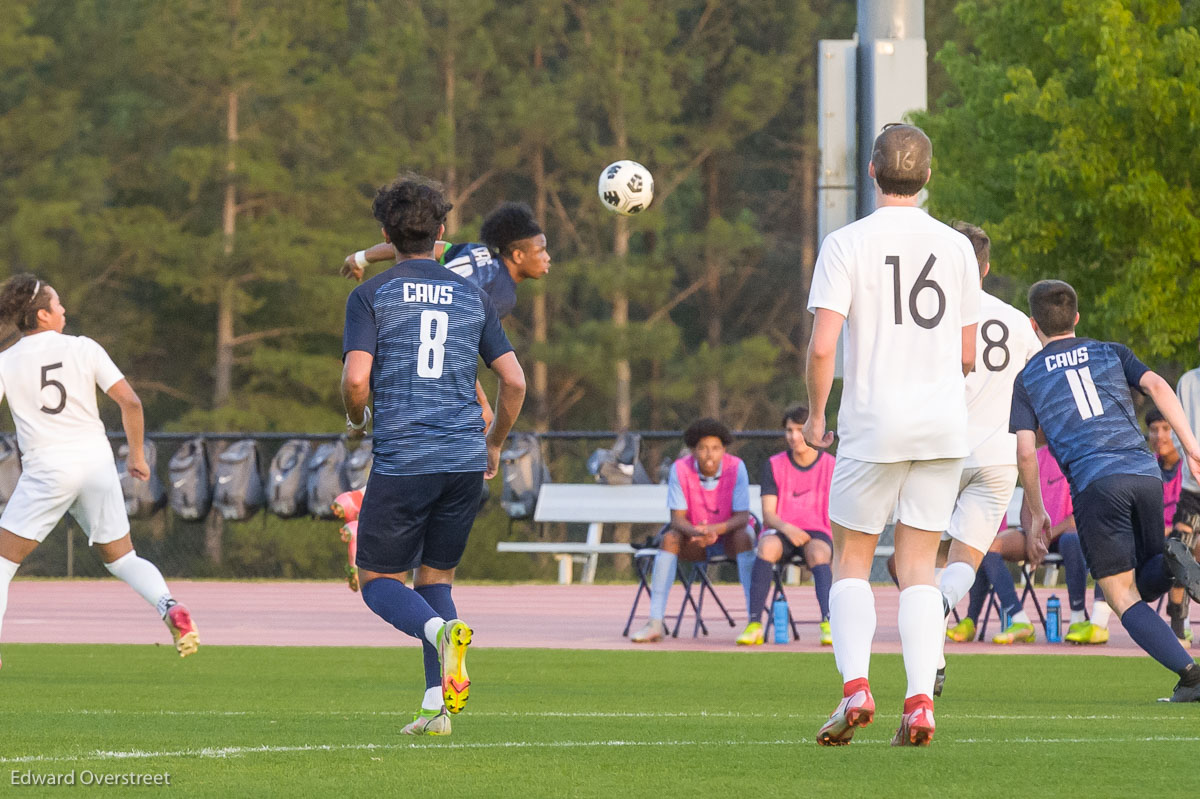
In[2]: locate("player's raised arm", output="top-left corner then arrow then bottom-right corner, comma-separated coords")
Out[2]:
484,351 -> 525,480
341,242 -> 395,281
1140,370 -> 1200,479
105,379 -> 149,481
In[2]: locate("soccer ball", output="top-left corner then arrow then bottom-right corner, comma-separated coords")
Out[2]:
597,160 -> 654,215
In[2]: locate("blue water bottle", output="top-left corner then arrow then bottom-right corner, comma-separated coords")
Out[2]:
1045,595 -> 1062,642
772,597 -> 789,644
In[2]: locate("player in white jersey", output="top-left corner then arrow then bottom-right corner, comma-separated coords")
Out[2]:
804,124 -> 980,747
0,274 -> 198,668
933,222 -> 1041,693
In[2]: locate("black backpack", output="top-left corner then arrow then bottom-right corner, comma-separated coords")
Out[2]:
267,439 -> 312,518
212,439 -> 265,521
306,440 -> 348,518
343,438 -> 373,491
500,433 -> 549,519
117,440 -> 166,519
168,438 -> 212,520
0,434 -> 21,513
587,431 -> 652,485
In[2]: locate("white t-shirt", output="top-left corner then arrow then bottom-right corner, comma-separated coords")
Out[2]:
0,331 -> 124,460
963,292 -> 1042,468
808,206 -> 981,463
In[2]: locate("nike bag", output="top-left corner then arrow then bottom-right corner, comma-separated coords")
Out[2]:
212,439 -> 265,521
0,434 -> 21,513
117,440 -> 166,519
267,439 -> 312,518
306,440 -> 348,519
168,438 -> 212,520
343,438 -> 373,492
500,433 -> 549,519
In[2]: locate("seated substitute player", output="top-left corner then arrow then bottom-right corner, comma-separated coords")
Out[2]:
1167,340 -> 1200,645
805,123 -> 981,746
946,441 -> 1092,644
1011,279 -> 1200,702
1086,407 -> 1191,645
342,177 -> 526,734
0,274 -> 198,667
738,404 -> 835,646
631,418 -> 757,643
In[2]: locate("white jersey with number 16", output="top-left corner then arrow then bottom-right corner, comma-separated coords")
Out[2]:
807,206 -> 981,463
0,330 -> 124,460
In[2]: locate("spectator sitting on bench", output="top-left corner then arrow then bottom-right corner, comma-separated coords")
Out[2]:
946,437 -> 1091,644
737,404 -> 835,646
631,418 -> 756,643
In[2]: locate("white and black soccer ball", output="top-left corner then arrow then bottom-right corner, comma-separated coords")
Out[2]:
597,160 -> 654,216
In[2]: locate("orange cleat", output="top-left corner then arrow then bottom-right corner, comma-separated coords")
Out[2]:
892,694 -> 935,747
332,489 -> 364,522
817,679 -> 875,746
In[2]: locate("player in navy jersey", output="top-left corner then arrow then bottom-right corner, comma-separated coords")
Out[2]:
341,177 -> 526,734
1011,279 -> 1200,702
343,201 -> 548,426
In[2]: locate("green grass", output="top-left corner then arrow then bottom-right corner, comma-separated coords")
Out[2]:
0,645 -> 1195,797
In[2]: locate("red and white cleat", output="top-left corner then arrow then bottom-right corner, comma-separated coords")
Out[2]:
165,604 -> 200,658
339,520 -> 359,592
816,679 -> 875,746
332,489 -> 364,522
891,694 -> 936,747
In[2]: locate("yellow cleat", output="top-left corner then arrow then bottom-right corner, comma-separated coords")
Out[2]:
946,617 -> 975,642
164,604 -> 199,658
820,620 -> 833,646
1065,621 -> 1109,645
736,622 -> 764,646
439,620 -> 472,714
992,621 -> 1036,644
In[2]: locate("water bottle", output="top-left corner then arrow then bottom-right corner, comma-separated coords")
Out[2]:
1000,606 -> 1011,631
1045,595 -> 1062,642
772,597 -> 789,644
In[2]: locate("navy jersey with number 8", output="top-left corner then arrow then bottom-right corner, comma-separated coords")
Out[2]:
343,258 -> 513,476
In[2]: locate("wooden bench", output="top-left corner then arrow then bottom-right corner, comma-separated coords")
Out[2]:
496,483 -> 763,584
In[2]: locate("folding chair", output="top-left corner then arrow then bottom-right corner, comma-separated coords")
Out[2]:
622,543 -> 659,637
672,554 -> 737,637
762,552 -> 805,642
978,553 -> 1061,640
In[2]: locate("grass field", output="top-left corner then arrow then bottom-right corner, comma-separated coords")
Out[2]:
0,644 -> 1195,798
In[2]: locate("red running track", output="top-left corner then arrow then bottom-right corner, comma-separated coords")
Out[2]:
2,579 -> 1147,656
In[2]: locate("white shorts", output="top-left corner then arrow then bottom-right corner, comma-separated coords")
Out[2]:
828,456 -> 964,535
0,454 -> 129,545
945,465 -> 1018,554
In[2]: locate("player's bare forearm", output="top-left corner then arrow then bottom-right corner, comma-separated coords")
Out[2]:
718,511 -> 751,536
961,322 -> 978,375
670,511 -> 703,539
1143,371 -> 1200,458
1015,432 -> 1047,525
341,351 -> 373,424
475,380 -> 494,430
106,380 -> 145,454
1049,516 -> 1075,539
485,352 -> 526,448
804,309 -> 842,448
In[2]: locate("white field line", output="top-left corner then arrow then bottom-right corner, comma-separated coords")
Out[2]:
4,735 -> 1200,765
1,709 -> 1193,723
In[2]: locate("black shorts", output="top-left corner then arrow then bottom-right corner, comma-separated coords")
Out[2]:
1172,488 -> 1200,531
1074,474 -> 1164,580
355,470 -> 484,574
768,529 -> 832,564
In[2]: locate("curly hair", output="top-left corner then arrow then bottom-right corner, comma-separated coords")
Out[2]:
480,202 -> 543,256
0,273 -> 50,332
684,417 -> 733,449
372,175 -> 454,256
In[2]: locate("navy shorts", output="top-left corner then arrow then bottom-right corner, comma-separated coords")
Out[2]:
1073,474 -> 1164,580
355,470 -> 484,574
768,529 -> 832,564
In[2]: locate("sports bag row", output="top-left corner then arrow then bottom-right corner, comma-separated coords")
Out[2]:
0,435 -> 372,522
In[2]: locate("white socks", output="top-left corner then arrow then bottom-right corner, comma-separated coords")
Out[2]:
1070,609 -> 1086,625
0,556 -> 19,642
899,585 -> 943,699
103,551 -> 172,616
423,617 -> 446,648
1011,610 -> 1031,626
939,561 -> 976,611
1092,600 -> 1113,629
829,578 -> 875,683
649,550 -> 678,621
422,686 -> 443,711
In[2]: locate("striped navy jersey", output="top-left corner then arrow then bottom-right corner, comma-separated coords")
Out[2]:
441,242 -> 518,319
1010,337 -> 1158,494
343,258 -> 513,476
